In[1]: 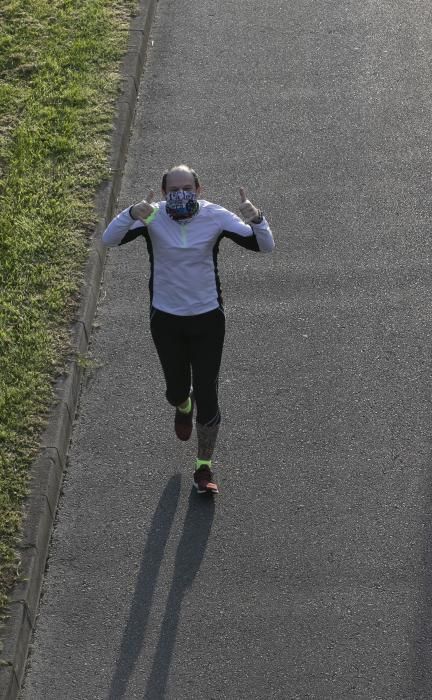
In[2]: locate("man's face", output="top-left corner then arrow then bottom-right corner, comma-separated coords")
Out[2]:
163,170 -> 200,196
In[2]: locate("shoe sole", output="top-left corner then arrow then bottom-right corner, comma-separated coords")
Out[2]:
193,482 -> 219,495
175,428 -> 192,441
174,415 -> 193,441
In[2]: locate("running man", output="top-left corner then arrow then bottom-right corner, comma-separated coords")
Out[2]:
102,164 -> 274,494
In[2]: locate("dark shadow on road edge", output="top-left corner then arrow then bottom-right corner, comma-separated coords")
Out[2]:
144,489 -> 215,699
409,448 -> 432,698
108,473 -> 182,700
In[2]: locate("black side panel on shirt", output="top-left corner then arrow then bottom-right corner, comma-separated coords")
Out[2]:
212,235 -> 224,307
119,225 -> 147,245
143,231 -> 154,307
221,229 -> 260,251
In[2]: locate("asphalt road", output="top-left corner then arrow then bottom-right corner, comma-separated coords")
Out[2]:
21,0 -> 432,698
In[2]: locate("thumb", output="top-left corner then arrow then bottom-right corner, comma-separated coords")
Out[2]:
239,187 -> 248,203
146,189 -> 154,204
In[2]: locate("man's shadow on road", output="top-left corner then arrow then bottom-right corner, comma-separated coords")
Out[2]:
410,451 -> 432,697
108,473 -> 215,700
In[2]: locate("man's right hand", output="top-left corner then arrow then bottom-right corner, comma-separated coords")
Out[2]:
130,190 -> 155,222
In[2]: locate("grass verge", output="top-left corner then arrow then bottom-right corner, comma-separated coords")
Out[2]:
0,0 -> 138,628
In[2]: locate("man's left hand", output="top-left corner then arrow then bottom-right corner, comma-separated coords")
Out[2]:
239,187 -> 261,223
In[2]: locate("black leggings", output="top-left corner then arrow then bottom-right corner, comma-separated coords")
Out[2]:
150,307 -> 225,425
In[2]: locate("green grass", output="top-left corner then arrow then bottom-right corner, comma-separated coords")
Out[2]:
0,0 -> 138,626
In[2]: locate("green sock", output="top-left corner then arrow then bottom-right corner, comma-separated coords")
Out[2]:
178,397 -> 192,414
196,458 -> 212,471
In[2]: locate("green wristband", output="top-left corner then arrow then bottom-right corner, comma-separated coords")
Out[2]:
144,208 -> 157,225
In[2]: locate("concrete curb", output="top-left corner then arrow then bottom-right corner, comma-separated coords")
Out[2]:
0,1 -> 157,697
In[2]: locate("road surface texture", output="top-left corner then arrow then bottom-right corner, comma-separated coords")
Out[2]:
21,0 -> 432,698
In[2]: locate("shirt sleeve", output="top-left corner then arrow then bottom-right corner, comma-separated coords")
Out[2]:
101,206 -> 147,247
216,205 -> 275,253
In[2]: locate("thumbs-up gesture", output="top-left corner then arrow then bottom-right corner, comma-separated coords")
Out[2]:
130,190 -> 155,222
239,187 -> 261,223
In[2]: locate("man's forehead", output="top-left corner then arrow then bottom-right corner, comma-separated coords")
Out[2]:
165,169 -> 195,187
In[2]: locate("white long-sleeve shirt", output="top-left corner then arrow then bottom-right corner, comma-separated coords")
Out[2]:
102,199 -> 275,316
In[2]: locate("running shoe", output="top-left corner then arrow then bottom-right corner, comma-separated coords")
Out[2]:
193,465 -> 219,495
174,393 -> 194,441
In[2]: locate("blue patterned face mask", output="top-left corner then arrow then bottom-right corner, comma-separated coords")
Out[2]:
165,190 -> 199,220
